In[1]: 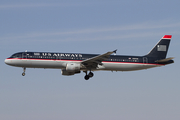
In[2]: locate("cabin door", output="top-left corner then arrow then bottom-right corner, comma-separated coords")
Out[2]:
143,57 -> 148,64
22,52 -> 27,59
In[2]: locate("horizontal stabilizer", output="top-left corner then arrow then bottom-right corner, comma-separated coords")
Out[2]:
155,57 -> 174,62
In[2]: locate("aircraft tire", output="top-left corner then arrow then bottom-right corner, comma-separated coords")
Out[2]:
22,72 -> 25,76
84,75 -> 89,80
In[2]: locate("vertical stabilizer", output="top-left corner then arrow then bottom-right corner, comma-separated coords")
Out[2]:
145,35 -> 172,59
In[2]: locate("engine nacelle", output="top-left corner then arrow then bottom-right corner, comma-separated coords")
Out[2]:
66,63 -> 80,71
61,63 -> 81,76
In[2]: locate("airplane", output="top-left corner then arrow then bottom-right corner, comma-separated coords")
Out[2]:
5,35 -> 174,80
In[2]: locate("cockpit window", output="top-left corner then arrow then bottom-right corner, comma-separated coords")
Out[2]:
10,53 -> 22,58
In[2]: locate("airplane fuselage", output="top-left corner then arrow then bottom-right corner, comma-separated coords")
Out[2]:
5,52 -> 165,71
4,35 -> 174,80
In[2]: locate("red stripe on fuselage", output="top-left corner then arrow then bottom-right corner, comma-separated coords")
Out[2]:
103,61 -> 164,66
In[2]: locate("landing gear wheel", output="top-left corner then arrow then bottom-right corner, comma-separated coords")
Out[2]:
22,72 -> 25,76
84,75 -> 90,80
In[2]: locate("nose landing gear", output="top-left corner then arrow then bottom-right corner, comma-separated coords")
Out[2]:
22,67 -> 26,76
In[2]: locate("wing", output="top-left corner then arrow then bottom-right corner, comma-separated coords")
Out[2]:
81,50 -> 117,69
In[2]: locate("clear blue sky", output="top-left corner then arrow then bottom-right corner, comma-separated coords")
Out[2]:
1,0 -> 180,120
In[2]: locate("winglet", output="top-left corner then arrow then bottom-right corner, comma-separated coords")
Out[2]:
162,35 -> 172,39
113,49 -> 117,55
113,49 -> 117,54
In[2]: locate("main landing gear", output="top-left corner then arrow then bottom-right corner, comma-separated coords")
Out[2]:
84,71 -> 94,80
22,67 -> 26,76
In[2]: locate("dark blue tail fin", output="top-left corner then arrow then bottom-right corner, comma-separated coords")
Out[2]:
145,35 -> 172,59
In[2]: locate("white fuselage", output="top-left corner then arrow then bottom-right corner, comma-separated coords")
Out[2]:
5,58 -> 162,71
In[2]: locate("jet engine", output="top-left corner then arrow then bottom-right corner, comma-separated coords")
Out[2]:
66,63 -> 81,71
61,63 -> 81,76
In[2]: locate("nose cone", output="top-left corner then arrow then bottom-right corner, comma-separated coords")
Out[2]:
4,59 -> 11,65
